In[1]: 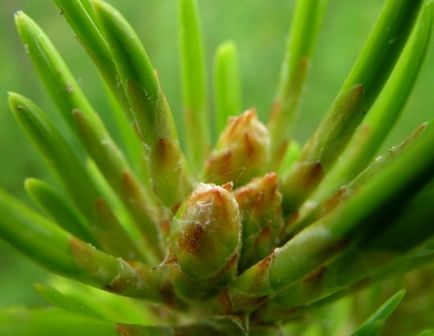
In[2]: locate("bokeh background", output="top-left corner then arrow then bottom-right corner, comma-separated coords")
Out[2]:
0,0 -> 433,323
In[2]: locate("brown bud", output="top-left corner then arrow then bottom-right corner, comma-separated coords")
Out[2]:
169,183 -> 241,283
204,109 -> 270,186
235,173 -> 283,270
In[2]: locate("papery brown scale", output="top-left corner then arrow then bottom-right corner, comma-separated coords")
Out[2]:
244,132 -> 255,157
302,161 -> 324,190
121,172 -> 140,200
218,288 -> 233,314
322,186 -> 350,215
178,223 -> 206,255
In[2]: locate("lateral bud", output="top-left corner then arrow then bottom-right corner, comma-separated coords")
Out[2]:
204,109 -> 270,186
169,183 -> 241,290
235,173 -> 283,270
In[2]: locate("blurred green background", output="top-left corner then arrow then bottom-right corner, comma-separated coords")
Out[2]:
0,0 -> 433,315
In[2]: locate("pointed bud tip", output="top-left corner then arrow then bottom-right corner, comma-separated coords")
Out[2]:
263,172 -> 278,184
235,173 -> 280,202
222,181 -> 234,191
223,108 -> 267,146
